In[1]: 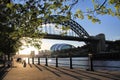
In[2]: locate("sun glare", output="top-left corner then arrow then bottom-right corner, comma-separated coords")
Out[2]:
18,46 -> 39,55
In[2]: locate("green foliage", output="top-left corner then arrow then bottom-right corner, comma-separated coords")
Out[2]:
6,3 -> 13,8
20,37 -> 42,50
87,15 -> 101,23
74,9 -> 84,19
84,0 -> 120,23
62,26 -> 70,31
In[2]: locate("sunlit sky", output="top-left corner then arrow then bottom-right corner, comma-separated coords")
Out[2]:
14,0 -> 120,54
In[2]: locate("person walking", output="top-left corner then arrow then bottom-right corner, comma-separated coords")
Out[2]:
23,60 -> 26,67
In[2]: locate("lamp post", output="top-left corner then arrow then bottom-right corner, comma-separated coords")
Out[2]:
45,56 -> 48,66
44,50 -> 48,66
68,53 -> 73,69
38,56 -> 40,65
88,53 -> 94,71
55,55 -> 58,67
30,51 -> 35,64
38,51 -> 41,65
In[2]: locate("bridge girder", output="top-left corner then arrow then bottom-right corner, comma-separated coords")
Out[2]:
42,15 -> 90,39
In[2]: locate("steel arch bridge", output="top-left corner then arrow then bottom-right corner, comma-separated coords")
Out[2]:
40,15 -> 104,53
40,15 -> 99,42
42,15 -> 90,39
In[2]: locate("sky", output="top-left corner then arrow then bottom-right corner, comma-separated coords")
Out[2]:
77,15 -> 120,40
14,0 -> 120,53
71,0 -> 120,40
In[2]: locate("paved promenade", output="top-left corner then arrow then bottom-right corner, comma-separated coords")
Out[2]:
1,59 -> 120,80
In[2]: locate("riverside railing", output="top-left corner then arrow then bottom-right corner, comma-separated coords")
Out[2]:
27,56 -> 120,71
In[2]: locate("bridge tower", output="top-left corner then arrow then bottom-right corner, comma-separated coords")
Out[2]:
95,33 -> 106,53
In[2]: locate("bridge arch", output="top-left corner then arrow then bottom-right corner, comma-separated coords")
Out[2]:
42,15 -> 90,39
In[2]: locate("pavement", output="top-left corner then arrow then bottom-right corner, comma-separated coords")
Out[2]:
1,59 -> 120,80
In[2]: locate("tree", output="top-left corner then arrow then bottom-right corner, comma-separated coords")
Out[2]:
0,0 -> 43,58
0,0 -> 119,58
0,0 -> 23,59
8,0 -> 120,24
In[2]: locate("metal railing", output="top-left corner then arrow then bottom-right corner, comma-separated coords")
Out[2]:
27,56 -> 120,71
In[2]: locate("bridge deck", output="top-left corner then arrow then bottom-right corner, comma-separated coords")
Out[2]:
1,59 -> 120,80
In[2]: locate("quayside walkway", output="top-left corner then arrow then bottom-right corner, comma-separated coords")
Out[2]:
1,59 -> 120,80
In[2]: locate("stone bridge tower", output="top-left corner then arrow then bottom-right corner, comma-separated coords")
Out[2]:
96,33 -> 106,53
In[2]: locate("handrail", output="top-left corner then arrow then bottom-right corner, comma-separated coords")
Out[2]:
28,57 -> 120,71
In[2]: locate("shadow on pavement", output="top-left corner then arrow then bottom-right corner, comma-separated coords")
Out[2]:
28,63 -> 32,68
40,65 -> 61,77
47,66 -> 95,80
0,67 -> 11,80
96,70 -> 120,79
11,66 -> 17,68
58,67 -> 120,80
33,64 -> 43,71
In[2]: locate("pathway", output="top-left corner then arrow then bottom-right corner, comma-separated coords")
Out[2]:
1,59 -> 120,80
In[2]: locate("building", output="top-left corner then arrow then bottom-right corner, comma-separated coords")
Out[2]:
50,43 -> 75,51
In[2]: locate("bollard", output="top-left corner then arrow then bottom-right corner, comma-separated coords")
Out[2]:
38,57 -> 40,65
56,56 -> 58,67
45,57 -> 48,66
70,56 -> 73,69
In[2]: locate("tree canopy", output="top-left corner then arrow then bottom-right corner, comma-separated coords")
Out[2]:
0,0 -> 120,56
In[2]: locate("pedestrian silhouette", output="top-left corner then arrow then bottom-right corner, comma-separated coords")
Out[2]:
23,60 -> 26,67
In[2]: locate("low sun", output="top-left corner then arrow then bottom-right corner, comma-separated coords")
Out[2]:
18,46 -> 39,55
